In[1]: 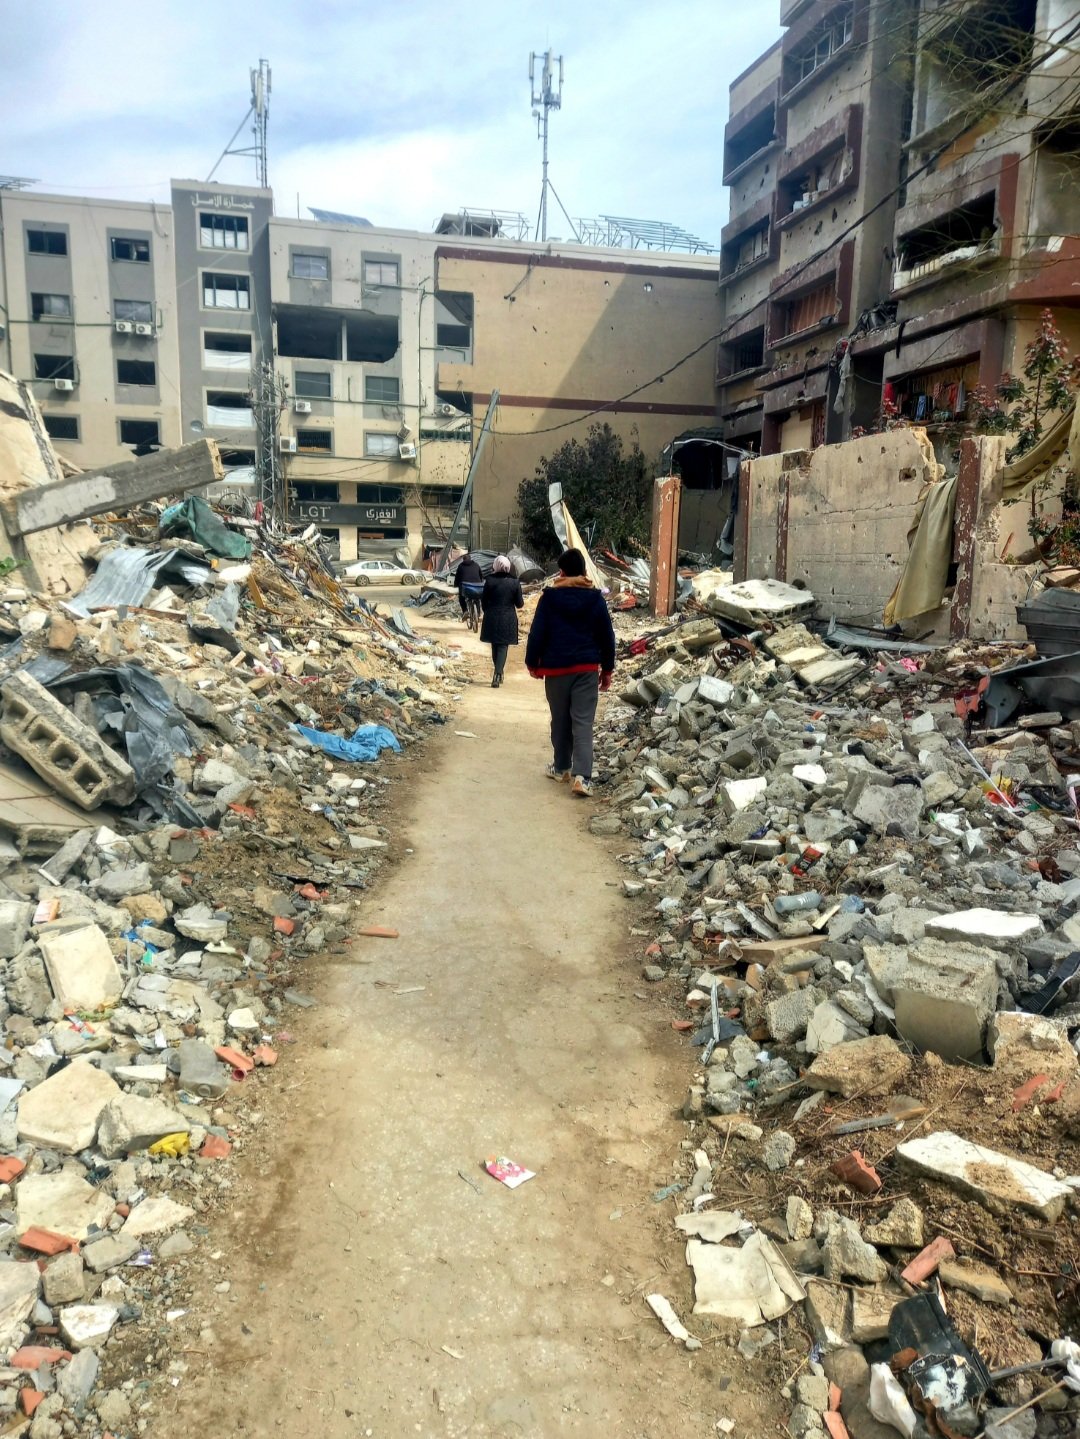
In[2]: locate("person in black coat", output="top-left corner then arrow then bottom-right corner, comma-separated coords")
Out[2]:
480,555 -> 524,687
454,552 -> 484,619
524,547 -> 615,796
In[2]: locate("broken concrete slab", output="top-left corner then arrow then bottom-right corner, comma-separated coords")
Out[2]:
804,1279 -> 850,1350
96,1094 -> 191,1158
821,1215 -> 888,1283
42,1252 -> 84,1307
0,670 -> 135,809
891,939 -> 999,1064
852,783 -> 923,840
59,1302 -> 119,1349
804,1036 -> 912,1098
851,1287 -> 901,1343
938,1259 -> 1014,1306
925,908 -> 1041,946
38,923 -> 123,1011
0,1261 -> 40,1349
16,1061 -> 121,1154
16,1170 -> 114,1240
804,999 -> 867,1055
989,1011 -> 1079,1084
898,1130 -> 1073,1221
81,1233 -> 140,1273
865,1198 -> 924,1249
719,777 -> 768,814
121,1196 -> 194,1239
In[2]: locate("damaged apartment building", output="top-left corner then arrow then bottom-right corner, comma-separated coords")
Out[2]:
0,180 -> 722,564
716,0 -> 1080,458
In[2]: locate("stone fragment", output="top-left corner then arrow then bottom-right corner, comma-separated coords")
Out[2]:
989,1012 -> 1079,1084
804,1279 -> 850,1349
92,864 -> 151,901
925,908 -> 1041,945
765,987 -> 818,1044
0,900 -> 32,959
853,783 -> 922,840
898,1131 -> 1072,1221
59,1303 -> 118,1349
719,777 -> 768,814
56,1346 -> 99,1407
851,1287 -> 901,1343
938,1259 -> 1013,1306
804,1000 -> 866,1055
96,1095 -> 191,1158
865,1198 -> 924,1249
804,1035 -> 911,1098
158,1231 -> 194,1259
16,1171 -> 114,1241
122,1196 -> 194,1238
81,1234 -> 139,1273
821,1215 -> 888,1283
763,1131 -> 796,1171
891,939 -> 999,1063
174,904 -> 228,942
93,1390 -> 131,1428
42,1253 -> 84,1307
16,1062 -> 121,1155
0,1262 -> 40,1349
787,1195 -> 813,1242
37,924 -> 123,1011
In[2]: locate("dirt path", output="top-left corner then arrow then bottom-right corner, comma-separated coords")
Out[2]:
161,630 -> 781,1437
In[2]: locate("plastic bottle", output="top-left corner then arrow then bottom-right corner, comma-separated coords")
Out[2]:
167,1039 -> 229,1100
773,891 -> 822,914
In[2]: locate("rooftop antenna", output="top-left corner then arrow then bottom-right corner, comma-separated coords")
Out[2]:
530,51 -> 577,244
206,59 -> 272,188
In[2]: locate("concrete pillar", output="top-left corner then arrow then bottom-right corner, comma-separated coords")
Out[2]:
649,474 -> 682,618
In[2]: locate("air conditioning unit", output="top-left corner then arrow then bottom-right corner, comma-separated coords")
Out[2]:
398,441 -> 417,460
293,399 -> 312,414
279,436 -> 297,454
53,377 -> 75,392
134,323 -> 154,337
437,402 -> 456,416
114,321 -> 134,334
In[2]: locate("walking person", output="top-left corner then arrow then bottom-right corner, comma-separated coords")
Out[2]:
480,555 -> 524,687
525,548 -> 615,797
454,551 -> 484,628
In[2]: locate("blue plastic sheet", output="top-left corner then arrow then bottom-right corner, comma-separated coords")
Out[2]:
292,722 -> 401,763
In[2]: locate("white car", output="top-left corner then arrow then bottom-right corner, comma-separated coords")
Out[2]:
342,558 -> 426,587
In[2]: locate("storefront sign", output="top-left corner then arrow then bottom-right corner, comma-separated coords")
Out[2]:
290,502 -> 406,527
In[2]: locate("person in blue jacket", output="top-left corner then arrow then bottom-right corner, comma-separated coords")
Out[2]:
524,548 -> 616,797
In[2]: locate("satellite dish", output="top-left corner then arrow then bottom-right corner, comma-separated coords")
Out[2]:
190,419 -> 204,433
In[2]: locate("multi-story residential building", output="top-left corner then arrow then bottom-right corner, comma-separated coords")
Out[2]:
0,180 -> 723,561
0,188 -> 182,460
850,0 -> 1080,443
719,0 -> 1080,459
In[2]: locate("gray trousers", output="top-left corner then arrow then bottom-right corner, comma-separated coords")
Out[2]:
544,672 -> 599,778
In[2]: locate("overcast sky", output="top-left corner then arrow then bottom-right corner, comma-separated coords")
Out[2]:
3,2 -> 781,246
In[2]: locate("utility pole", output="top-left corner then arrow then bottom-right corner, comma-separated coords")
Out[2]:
250,360 -> 287,526
529,51 -> 564,243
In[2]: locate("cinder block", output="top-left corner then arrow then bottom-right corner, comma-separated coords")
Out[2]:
0,672 -> 134,810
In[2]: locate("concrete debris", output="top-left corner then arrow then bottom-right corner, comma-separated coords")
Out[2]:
588,597 -> 1080,1439
0,407 -> 469,1431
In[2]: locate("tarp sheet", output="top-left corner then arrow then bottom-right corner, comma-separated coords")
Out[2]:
292,722 -> 401,763
883,474 -> 958,626
159,496 -> 252,559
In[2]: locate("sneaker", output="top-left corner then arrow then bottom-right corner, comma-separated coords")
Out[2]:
545,764 -> 570,781
571,775 -> 592,797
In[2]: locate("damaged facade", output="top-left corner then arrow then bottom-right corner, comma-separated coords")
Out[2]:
0,181 -> 722,566
716,0 -> 1080,456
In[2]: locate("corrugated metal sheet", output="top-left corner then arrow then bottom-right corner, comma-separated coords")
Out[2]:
68,547 -> 212,617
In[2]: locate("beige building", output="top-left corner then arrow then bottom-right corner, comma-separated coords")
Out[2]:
0,188 -> 181,464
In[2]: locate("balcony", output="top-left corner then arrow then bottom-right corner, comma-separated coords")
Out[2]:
893,193 -> 1000,292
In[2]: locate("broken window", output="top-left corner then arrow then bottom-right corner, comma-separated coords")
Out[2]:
294,371 -> 332,399
203,331 -> 253,369
111,237 -> 150,262
31,293 -> 71,320
117,359 -> 156,385
292,482 -> 340,502
219,447 -> 256,469
206,390 -> 255,428
292,253 -> 329,280
1031,116 -> 1080,244
784,1 -> 854,92
436,324 -> 471,351
346,314 -> 399,363
296,428 -> 333,453
725,104 -> 777,176
356,484 -> 405,503
43,414 -> 78,440
200,213 -> 249,250
114,298 -> 154,324
895,193 -> 997,284
277,306 -> 341,360
27,229 -> 67,256
119,419 -> 160,446
364,433 -> 399,458
203,273 -> 250,309
782,150 -> 846,216
364,261 -> 399,286
365,375 -> 400,403
925,0 -> 1037,99
33,354 -> 75,381
776,282 -> 837,338
719,328 -> 766,376
726,224 -> 770,275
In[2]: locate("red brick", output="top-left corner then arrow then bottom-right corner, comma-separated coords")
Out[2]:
19,1389 -> 45,1416
1012,1073 -> 1051,1112
823,1412 -> 851,1439
253,1045 -> 277,1067
830,1150 -> 882,1195
11,1346 -> 71,1370
199,1135 -> 232,1160
18,1228 -> 79,1257
272,916 -> 295,936
901,1235 -> 955,1285
0,1156 -> 26,1183
214,1045 -> 253,1074
358,925 -> 398,939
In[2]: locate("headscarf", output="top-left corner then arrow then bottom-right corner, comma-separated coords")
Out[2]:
493,555 -> 512,574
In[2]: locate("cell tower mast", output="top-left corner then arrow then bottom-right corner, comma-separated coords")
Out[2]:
529,51 -> 564,243
206,59 -> 272,188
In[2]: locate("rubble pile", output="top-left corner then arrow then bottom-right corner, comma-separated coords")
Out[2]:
0,513 -> 466,1431
595,606 -> 1080,1438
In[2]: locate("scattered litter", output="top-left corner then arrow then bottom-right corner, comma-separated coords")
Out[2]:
645,1293 -> 702,1351
483,1156 -> 536,1189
